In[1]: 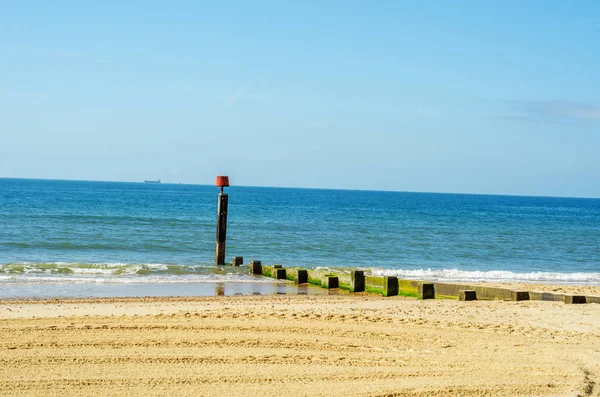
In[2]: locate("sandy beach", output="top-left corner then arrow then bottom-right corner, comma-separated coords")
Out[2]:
1,292 -> 599,397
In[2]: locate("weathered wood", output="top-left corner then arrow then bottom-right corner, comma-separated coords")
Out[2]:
528,291 -> 565,302
383,276 -> 398,297
459,290 -> 477,301
323,275 -> 339,289
231,256 -> 243,266
418,283 -> 435,299
295,269 -> 308,284
250,260 -> 262,275
510,291 -> 530,301
273,268 -> 286,280
215,193 -> 228,265
564,295 -> 587,304
586,295 -> 600,304
351,270 -> 365,292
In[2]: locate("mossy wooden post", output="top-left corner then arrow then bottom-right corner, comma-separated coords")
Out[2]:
273,268 -> 286,280
383,276 -> 398,297
323,275 -> 339,289
214,176 -> 230,266
231,256 -> 243,266
250,260 -> 262,275
295,269 -> 308,284
459,290 -> 477,301
418,282 -> 435,299
351,270 -> 365,292
511,291 -> 530,301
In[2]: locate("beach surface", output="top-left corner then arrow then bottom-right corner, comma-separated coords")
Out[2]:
1,293 -> 599,397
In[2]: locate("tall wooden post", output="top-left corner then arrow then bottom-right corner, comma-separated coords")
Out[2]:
215,192 -> 228,265
214,175 -> 230,266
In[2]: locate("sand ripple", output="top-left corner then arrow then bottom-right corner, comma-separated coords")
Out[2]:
1,295 -> 599,396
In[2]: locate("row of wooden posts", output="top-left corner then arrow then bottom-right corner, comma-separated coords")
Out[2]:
231,257 -> 483,301
227,256 -> 594,304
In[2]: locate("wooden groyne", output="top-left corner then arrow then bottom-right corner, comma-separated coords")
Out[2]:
229,257 -> 596,304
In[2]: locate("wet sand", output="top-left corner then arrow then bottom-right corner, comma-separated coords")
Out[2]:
1,294 -> 599,396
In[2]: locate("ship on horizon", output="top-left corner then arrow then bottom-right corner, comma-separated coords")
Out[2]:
144,179 -> 161,184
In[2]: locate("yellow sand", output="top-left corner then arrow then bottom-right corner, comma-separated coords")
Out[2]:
1,294 -> 599,396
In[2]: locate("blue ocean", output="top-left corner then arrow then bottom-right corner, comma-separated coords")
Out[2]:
1,178 -> 599,297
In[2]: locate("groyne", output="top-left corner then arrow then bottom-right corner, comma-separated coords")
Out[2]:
233,258 -> 596,304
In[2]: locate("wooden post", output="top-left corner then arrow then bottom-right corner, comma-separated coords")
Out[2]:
323,275 -> 339,289
231,256 -> 243,266
273,268 -> 286,280
215,193 -> 228,265
418,282 -> 435,299
350,270 -> 365,292
459,290 -> 477,301
564,295 -> 586,304
295,269 -> 308,284
383,276 -> 398,297
510,291 -> 530,301
250,260 -> 262,275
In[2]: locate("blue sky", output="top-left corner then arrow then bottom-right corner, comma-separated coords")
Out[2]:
1,1 -> 599,197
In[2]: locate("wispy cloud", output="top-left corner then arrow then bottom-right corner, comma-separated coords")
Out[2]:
506,100 -> 600,123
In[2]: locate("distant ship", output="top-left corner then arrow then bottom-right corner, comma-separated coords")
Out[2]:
144,179 -> 161,184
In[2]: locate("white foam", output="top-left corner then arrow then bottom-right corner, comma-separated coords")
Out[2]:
4,263 -> 599,286
369,268 -> 600,284
0,262 -> 274,284
4,262 -> 198,276
0,274 -> 275,285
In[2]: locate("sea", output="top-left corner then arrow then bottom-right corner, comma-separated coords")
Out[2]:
1,178 -> 599,298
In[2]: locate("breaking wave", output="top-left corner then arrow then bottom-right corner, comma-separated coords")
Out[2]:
369,267 -> 600,284
0,262 -> 270,284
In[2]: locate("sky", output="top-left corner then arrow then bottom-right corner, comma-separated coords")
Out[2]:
1,1 -> 599,197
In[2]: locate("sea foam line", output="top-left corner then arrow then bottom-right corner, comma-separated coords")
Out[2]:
0,262 -> 215,276
368,268 -> 600,284
0,274 -> 274,285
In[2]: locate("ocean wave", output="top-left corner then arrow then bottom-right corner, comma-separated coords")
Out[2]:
0,262 -> 229,277
0,262 -> 272,285
3,263 -> 599,286
368,268 -> 600,284
0,274 -> 273,285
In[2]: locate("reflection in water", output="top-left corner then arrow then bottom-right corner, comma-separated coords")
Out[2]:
215,282 -> 225,296
296,285 -> 308,295
0,279 -> 330,299
202,281 -> 325,297
276,283 -> 287,295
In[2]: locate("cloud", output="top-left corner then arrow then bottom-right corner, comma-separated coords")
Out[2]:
507,100 -> 600,123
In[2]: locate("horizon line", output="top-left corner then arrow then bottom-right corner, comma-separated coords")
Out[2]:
1,176 -> 599,201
